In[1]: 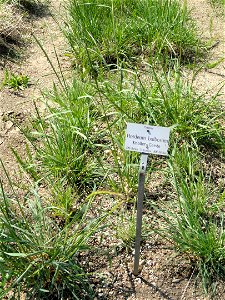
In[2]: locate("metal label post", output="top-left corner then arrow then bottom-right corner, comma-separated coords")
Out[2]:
124,122 -> 170,275
133,153 -> 148,275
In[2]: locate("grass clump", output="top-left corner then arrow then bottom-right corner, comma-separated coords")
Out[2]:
21,81 -> 105,193
153,145 -> 225,295
65,0 -> 200,73
0,172 -> 109,299
7,22 -> 224,298
99,67 -> 225,152
21,66 -> 224,198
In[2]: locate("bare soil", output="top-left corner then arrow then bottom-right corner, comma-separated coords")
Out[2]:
183,0 -> 225,100
0,0 -> 224,299
0,1 -> 69,182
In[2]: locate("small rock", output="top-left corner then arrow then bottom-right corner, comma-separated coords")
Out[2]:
6,111 -> 14,116
135,277 -> 142,284
5,121 -> 13,131
172,278 -> 180,283
140,259 -> 146,266
127,262 -> 133,270
10,127 -> 20,134
98,293 -> 104,297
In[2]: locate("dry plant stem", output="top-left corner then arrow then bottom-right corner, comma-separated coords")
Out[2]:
180,268 -> 196,300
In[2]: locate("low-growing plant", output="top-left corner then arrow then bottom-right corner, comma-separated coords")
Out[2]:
21,65 -> 224,199
170,142 -> 201,180
116,208 -> 150,252
65,0 -> 200,73
12,142 -> 39,181
116,209 -> 136,251
1,69 -> 29,90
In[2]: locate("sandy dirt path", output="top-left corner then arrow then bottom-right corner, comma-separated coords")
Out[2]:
0,0 -> 69,181
183,0 -> 225,100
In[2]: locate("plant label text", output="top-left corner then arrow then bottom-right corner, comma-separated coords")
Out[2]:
125,123 -> 170,155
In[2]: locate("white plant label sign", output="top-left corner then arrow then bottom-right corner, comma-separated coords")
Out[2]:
125,123 -> 170,156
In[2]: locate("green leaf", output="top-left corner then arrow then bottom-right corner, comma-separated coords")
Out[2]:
4,252 -> 28,257
4,251 -> 41,258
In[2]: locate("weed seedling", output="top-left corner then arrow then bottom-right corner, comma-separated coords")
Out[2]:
2,69 -> 30,90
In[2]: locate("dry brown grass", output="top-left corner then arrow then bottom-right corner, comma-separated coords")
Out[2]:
0,3 -> 24,54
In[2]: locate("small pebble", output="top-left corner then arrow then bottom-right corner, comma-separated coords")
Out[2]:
172,278 -> 180,283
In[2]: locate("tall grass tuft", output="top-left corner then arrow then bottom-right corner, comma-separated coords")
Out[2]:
153,145 -> 225,295
0,165 -> 111,299
65,0 -> 200,73
21,81 -> 106,193
98,67 -> 225,152
19,66 -> 224,198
